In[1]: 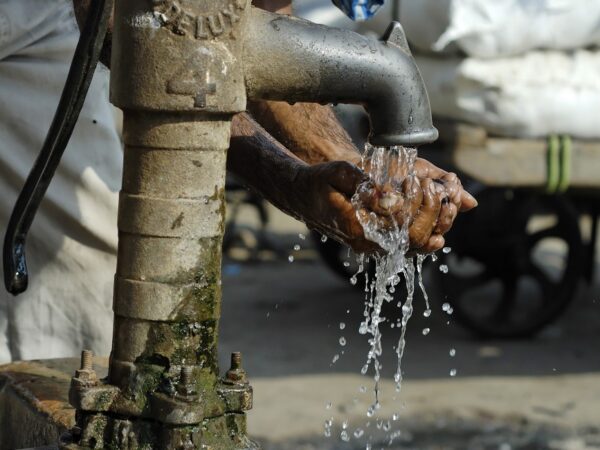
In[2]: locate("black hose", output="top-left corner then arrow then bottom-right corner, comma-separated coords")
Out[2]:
3,0 -> 114,295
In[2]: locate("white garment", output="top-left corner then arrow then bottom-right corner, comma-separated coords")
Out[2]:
0,0 -> 121,362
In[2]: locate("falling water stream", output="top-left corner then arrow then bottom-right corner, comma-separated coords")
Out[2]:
353,144 -> 431,399
328,144 -> 435,446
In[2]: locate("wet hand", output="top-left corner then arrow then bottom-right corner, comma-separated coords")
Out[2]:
294,160 -> 476,254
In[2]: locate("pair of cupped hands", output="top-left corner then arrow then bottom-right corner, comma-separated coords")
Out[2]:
292,156 -> 477,255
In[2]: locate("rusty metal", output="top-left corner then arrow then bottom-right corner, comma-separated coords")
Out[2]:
80,351 -> 93,372
225,352 -> 248,385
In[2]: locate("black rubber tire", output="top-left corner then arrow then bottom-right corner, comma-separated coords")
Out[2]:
436,189 -> 584,339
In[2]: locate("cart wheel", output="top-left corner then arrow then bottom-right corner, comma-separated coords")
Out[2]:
437,189 -> 584,338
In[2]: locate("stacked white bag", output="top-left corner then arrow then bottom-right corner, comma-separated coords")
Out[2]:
398,0 -> 600,138
293,0 -> 600,139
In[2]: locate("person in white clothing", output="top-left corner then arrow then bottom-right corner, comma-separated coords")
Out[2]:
0,0 -> 121,362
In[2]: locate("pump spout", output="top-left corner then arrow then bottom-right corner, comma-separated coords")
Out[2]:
243,8 -> 438,147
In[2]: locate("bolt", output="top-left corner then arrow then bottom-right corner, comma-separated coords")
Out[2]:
80,349 -> 93,371
177,366 -> 197,397
230,352 -> 242,370
225,352 -> 247,384
74,349 -> 97,386
181,366 -> 193,386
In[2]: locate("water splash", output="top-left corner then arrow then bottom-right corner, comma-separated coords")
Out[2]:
351,143 -> 432,414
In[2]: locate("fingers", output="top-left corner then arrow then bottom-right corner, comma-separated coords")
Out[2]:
416,160 -> 478,212
460,190 -> 478,211
414,158 -> 447,179
322,161 -> 368,198
408,179 -> 442,249
420,234 -> 445,253
434,200 -> 458,235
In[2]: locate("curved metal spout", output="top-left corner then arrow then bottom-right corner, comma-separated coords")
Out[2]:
243,8 -> 438,147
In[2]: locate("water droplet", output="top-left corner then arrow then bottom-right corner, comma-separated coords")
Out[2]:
431,254 -> 438,262
340,430 -> 350,441
332,354 -> 340,364
366,444 -> 372,450
354,428 -> 364,438
339,322 -> 346,330
321,235 -> 328,243
367,405 -> 375,417
442,302 -> 451,312
359,385 -> 367,393
423,309 -> 432,318
442,246 -> 452,254
266,312 -> 270,318
288,255 -> 294,263
293,244 -> 301,251
343,261 -> 350,267
449,348 -> 456,357
339,337 -> 347,346
324,418 -> 333,437
298,233 -> 306,240
449,368 -> 457,377
325,401 -> 332,409
439,264 -> 449,274
383,420 -> 391,431
422,328 -> 430,336
361,364 -> 369,375
350,275 -> 358,285
392,413 -> 399,421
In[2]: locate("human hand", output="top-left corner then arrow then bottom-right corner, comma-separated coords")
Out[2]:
291,159 -> 476,254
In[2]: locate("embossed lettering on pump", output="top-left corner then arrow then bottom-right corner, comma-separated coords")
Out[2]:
152,0 -> 246,38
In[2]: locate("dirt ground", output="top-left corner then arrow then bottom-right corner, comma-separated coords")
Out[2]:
218,206 -> 600,450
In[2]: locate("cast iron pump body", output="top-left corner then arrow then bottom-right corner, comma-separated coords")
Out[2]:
4,0 -> 437,448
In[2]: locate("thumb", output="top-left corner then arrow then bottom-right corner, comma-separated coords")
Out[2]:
322,161 -> 368,197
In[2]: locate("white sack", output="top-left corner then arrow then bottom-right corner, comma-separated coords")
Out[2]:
400,0 -> 600,58
417,50 -> 600,138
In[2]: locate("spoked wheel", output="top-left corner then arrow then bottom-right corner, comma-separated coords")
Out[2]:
437,189 -> 584,338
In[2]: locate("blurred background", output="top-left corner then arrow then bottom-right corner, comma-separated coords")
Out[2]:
219,0 -> 600,448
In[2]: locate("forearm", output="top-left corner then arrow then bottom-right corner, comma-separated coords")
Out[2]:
249,101 -> 362,165
228,113 -> 307,220
248,1 -> 362,166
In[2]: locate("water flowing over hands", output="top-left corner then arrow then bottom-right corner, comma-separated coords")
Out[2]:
294,147 -> 476,255
349,144 -> 475,418
356,148 -> 477,253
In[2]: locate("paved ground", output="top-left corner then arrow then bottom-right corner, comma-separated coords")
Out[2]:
218,206 -> 600,449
